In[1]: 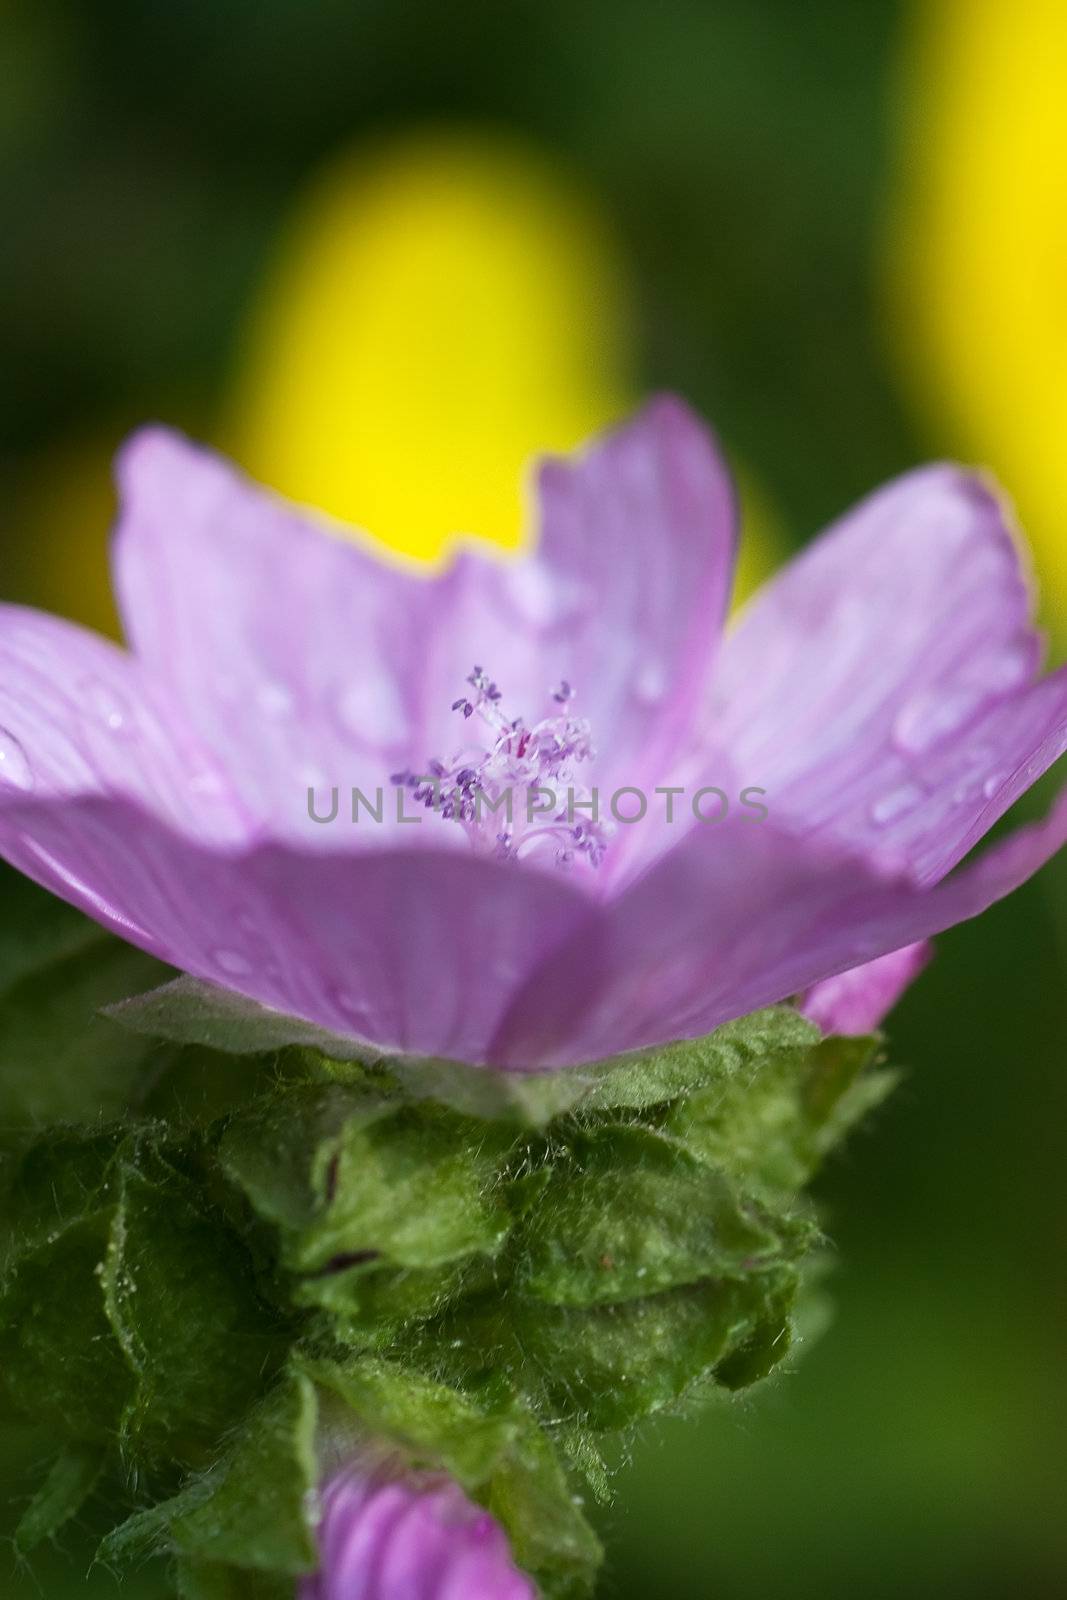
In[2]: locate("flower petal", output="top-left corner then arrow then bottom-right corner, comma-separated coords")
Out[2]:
111,426 -> 445,834
0,603 -> 247,843
0,793 -> 592,1065
710,466 -> 1043,876
492,792 -> 1067,1067
301,1468 -> 535,1600
799,941 -> 933,1035
111,403 -> 736,852
529,393 -> 738,798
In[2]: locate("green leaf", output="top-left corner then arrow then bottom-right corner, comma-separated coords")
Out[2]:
13,1443 -> 104,1555
382,1051 -> 597,1125
514,1123 -> 810,1305
664,1029 -> 895,1194
306,1353 -> 520,1488
294,1253 -> 495,1344
486,1417 -> 603,1600
401,1268 -> 799,1432
0,934 -> 168,1128
220,1085 -> 518,1277
0,1125 -> 119,1266
578,1005 -> 822,1113
370,1006 -> 823,1126
305,1354 -> 601,1599
0,1151 -> 133,1442
0,1123 -> 289,1465
106,975 -> 378,1061
176,1560 -> 293,1599
293,1104 -> 516,1273
217,1082 -> 391,1238
101,1137 -> 291,1462
0,866 -> 104,995
102,1370 -> 320,1575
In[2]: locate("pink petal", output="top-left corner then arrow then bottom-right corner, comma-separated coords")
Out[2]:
110,403 -> 737,850
302,1468 -> 535,1600
799,941 -> 933,1035
492,791 -> 1067,1068
709,466 -> 1046,880
0,603 -> 247,844
0,793 -> 592,1065
112,426 -> 446,837
527,393 -> 738,797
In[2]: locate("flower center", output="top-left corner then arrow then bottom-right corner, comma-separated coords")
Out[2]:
393,666 -> 612,869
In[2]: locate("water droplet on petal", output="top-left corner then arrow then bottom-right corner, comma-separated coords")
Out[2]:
892,688 -> 982,756
503,560 -> 556,626
213,947 -> 254,977
332,988 -> 373,1030
634,657 -> 667,706
189,768 -> 225,798
256,681 -> 294,717
83,677 -> 134,735
335,677 -> 409,747
951,777 -> 983,805
869,782 -> 924,826
0,729 -> 34,791
982,772 -> 1007,800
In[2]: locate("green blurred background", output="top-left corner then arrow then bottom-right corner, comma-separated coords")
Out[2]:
2,2 -> 1065,1596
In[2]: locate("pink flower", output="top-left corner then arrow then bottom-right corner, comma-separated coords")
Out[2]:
800,941 -> 933,1035
0,398 -> 1063,1068
300,1465 -> 534,1600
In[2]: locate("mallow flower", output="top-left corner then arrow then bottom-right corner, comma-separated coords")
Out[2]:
301,1460 -> 534,1600
0,396 -> 1064,1071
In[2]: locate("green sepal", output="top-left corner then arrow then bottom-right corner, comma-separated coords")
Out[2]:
305,1353 -> 521,1486
305,1354 -> 603,1600
13,1443 -> 104,1556
0,1123 -> 290,1462
664,1028 -> 896,1195
512,1122 -> 813,1305
394,1265 -> 799,1434
0,1186 -> 133,1443
101,1370 -> 320,1575
175,1560 -> 294,1600
1,875 -> 901,1598
101,1136 -> 292,1461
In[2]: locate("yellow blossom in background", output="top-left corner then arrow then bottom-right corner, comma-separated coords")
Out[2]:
8,426 -> 130,638
225,125 -> 783,589
886,0 -> 1067,632
225,130 -> 633,561
10,127 -> 782,630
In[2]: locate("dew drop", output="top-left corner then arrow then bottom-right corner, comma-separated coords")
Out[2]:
0,729 -> 34,791
892,688 -> 981,756
83,677 -> 134,735
634,657 -> 668,706
332,988 -> 371,1026
335,677 -> 409,747
982,772 -> 1007,800
213,947 -> 254,977
869,782 -> 924,826
951,777 -> 983,805
503,560 -> 556,626
256,681 -> 294,717
188,768 -> 225,798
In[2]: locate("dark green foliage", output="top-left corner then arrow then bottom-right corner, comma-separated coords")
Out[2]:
14,1444 -> 104,1555
0,875 -> 895,1596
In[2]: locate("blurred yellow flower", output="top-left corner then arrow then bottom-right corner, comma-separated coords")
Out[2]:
226,130 -> 634,561
11,127 -> 782,630
886,0 -> 1067,630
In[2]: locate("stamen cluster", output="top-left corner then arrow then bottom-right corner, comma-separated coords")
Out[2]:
393,667 -> 613,868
